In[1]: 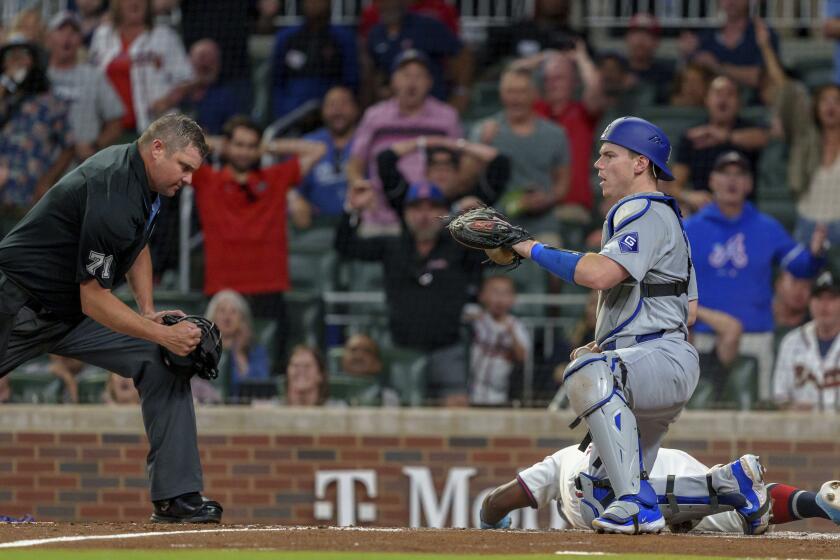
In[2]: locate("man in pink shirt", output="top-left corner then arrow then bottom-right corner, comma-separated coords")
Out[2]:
347,49 -> 462,232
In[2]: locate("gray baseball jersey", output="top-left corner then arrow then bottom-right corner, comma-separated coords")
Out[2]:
595,192 -> 698,348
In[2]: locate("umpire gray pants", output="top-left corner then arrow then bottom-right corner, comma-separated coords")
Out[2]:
0,274 -> 202,502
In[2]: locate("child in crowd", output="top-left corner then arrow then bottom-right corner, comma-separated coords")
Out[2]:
467,275 -> 530,405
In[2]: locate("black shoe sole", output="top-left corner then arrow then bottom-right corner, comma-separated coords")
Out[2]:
149,511 -> 222,524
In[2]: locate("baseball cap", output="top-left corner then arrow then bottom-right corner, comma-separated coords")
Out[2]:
812,269 -> 840,296
0,33 -> 39,62
712,151 -> 750,173
405,181 -> 446,206
628,13 -> 661,36
48,10 -> 82,32
391,49 -> 431,74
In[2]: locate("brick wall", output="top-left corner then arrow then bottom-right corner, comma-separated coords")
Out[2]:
0,407 -> 837,531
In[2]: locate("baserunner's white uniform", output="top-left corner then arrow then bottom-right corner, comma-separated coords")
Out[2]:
518,445 -> 744,533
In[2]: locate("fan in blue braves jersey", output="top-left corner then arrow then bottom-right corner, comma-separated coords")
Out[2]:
486,116 -> 770,535
684,150 -> 826,401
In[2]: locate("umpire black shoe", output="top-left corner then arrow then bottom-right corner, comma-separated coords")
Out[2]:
150,492 -> 223,523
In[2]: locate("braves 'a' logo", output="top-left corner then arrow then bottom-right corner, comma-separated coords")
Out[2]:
86,251 -> 113,279
709,233 -> 748,270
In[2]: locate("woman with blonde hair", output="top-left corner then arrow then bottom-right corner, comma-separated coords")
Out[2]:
89,0 -> 194,135
205,289 -> 270,399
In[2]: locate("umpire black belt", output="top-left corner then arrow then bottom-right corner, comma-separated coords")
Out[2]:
601,329 -> 685,351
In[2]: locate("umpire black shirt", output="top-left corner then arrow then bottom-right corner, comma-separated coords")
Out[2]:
0,143 -> 159,320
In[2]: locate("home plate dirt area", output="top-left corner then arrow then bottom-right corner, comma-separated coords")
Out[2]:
1,524 -> 840,558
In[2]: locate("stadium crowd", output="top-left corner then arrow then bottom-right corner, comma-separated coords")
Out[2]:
0,0 -> 839,412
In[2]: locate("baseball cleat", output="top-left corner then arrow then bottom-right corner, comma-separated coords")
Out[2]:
728,454 -> 770,535
479,512 -> 511,529
591,481 -> 665,535
150,493 -> 223,523
592,498 -> 666,534
816,481 -> 840,525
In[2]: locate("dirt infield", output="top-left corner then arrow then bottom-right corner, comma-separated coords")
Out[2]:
0,524 -> 839,558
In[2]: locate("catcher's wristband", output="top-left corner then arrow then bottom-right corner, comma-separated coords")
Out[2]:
531,243 -> 582,284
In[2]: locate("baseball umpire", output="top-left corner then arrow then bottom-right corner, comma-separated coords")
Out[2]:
0,113 -> 222,523
453,116 -> 768,534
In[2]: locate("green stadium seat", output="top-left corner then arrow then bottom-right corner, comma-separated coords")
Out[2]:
344,260 -> 384,292
505,263 -> 548,296
721,356 -> 759,411
289,251 -> 338,294
756,139 -> 791,202
686,377 -> 715,410
7,359 -> 59,404
636,106 -> 706,155
288,224 -> 338,254
464,81 -> 502,121
794,57 -> 835,90
76,369 -> 110,404
286,291 -> 323,348
381,346 -> 427,406
328,373 -> 383,406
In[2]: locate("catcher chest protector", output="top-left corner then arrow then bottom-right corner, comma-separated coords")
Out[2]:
160,315 -> 222,380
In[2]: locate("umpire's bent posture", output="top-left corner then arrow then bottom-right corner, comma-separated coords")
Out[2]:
0,114 -> 222,523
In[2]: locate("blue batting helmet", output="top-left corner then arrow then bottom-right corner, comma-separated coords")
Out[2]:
599,116 -> 674,181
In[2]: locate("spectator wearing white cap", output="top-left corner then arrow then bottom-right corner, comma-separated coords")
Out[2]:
47,11 -> 124,162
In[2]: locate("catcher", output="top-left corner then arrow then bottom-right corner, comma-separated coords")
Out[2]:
0,114 -> 223,523
450,116 -> 768,534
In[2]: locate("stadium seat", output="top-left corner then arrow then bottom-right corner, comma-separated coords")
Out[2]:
286,291 -> 323,349
328,373 -> 383,406
756,139 -> 791,202
794,57 -> 835,90
686,377 -> 715,410
464,81 -> 502,121
76,369 -> 110,404
7,359 -> 59,404
381,346 -> 427,406
721,356 -> 759,411
505,263 -> 548,297
289,250 -> 338,294
288,224 -> 338,254
635,106 -> 707,155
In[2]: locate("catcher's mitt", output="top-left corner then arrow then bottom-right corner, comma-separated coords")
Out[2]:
446,207 -> 533,268
160,315 -> 222,380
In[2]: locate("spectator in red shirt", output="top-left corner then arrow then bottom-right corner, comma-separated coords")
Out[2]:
532,42 -> 606,221
358,0 -> 460,38
191,115 -> 325,366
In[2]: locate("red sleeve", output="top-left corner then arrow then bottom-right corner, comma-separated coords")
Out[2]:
533,99 -> 551,119
440,3 -> 460,35
265,158 -> 302,194
191,164 -> 213,190
358,5 -> 379,38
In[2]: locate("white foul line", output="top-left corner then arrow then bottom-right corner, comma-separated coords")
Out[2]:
0,527 -> 282,548
0,525 -> 407,549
